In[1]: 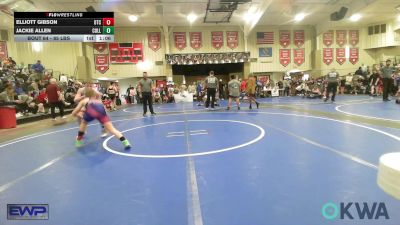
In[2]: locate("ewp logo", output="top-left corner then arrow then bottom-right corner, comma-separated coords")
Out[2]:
7,204 -> 49,220
321,202 -> 389,220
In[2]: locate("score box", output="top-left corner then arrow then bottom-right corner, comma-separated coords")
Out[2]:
102,18 -> 114,26
102,26 -> 114,34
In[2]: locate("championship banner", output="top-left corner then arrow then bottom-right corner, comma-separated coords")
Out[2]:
323,30 -> 334,47
0,41 -> 8,60
336,48 -> 346,65
93,42 -> 107,53
293,48 -> 305,66
336,30 -> 347,47
226,31 -> 238,49
147,32 -> 161,52
189,32 -> 202,50
279,49 -> 291,67
349,48 -> 359,65
349,30 -> 359,46
94,54 -> 109,74
173,32 -> 187,50
323,48 -> 334,65
279,30 -> 290,48
95,54 -> 109,65
294,30 -> 305,48
211,31 -> 223,49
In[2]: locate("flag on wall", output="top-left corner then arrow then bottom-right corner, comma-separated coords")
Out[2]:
257,32 -> 274,44
323,48 -> 334,65
349,48 -> 359,64
147,32 -> 161,52
293,48 -> 305,66
279,30 -> 290,48
323,30 -> 334,47
349,30 -> 359,46
190,32 -> 202,50
336,30 -> 347,47
0,42 -> 8,60
173,32 -> 187,50
336,48 -> 346,65
211,31 -> 224,49
279,49 -> 291,67
259,47 -> 272,57
294,30 -> 305,48
226,31 -> 238,49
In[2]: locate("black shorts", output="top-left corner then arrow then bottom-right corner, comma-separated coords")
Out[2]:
229,95 -> 239,99
108,94 -> 116,100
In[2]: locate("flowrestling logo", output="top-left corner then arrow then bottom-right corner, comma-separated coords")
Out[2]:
321,202 -> 389,220
7,204 -> 49,220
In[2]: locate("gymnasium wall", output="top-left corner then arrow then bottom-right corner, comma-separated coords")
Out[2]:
4,18 -> 400,82
169,26 -> 244,53
314,27 -> 376,77
248,25 -> 314,74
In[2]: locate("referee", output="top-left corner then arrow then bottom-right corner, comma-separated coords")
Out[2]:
138,72 -> 156,116
205,70 -> 218,109
381,59 -> 396,101
324,68 -> 339,102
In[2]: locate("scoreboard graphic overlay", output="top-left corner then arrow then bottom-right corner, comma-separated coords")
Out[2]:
14,12 -> 114,42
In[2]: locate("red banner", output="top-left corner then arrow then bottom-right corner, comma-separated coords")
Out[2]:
0,41 -> 7,60
336,48 -> 346,65
173,32 -> 186,50
147,32 -> 161,52
349,30 -> 359,46
95,65 -> 109,74
293,49 -> 305,66
279,30 -> 291,48
279,49 -> 291,67
189,32 -> 202,50
95,54 -> 109,74
93,42 -> 107,52
323,48 -> 334,65
323,30 -> 334,47
211,31 -> 223,49
226,31 -> 238,49
349,48 -> 359,65
336,30 -> 347,47
294,30 -> 305,48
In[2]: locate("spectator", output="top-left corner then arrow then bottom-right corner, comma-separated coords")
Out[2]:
339,77 -> 346,94
106,82 -> 117,110
46,78 -> 65,120
218,79 -> 225,100
31,60 -> 45,80
283,78 -> 290,96
129,86 -> 136,104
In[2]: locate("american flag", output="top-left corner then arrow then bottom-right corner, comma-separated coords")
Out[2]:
257,32 -> 274,44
